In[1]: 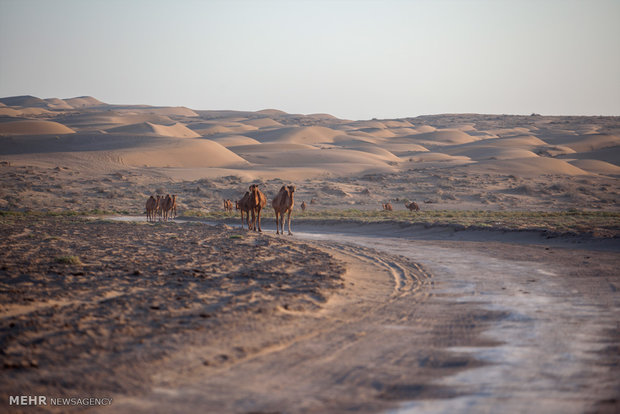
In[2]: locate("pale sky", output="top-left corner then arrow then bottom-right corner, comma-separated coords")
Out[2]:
1,0 -> 619,119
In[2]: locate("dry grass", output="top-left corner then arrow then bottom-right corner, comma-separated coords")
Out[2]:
185,209 -> 620,237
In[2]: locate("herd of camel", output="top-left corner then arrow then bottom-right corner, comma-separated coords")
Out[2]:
146,185 -> 420,234
145,194 -> 177,222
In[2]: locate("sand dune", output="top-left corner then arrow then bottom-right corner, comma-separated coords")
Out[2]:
0,120 -> 75,135
209,135 -> 261,147
60,112 -> 175,131
473,157 -> 591,176
247,126 -> 343,144
241,118 -> 283,128
449,147 -> 540,160
357,128 -> 397,138
44,98 -> 74,110
568,159 -> 620,176
0,95 -> 49,107
63,96 -> 106,108
407,152 -> 472,164
120,139 -> 248,168
552,134 -> 620,153
404,129 -> 479,146
106,122 -> 201,138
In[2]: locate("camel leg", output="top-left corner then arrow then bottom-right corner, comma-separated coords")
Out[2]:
240,211 -> 245,229
275,211 -> 280,235
257,208 -> 262,232
287,210 -> 293,235
250,210 -> 256,231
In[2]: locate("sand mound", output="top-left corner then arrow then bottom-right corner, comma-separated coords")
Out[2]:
568,159 -> 620,176
474,157 -> 591,176
0,107 -> 22,117
358,128 -> 397,138
412,125 -> 437,133
106,122 -> 200,138
225,145 -> 399,172
256,109 -> 287,116
347,120 -> 387,130
120,139 -> 248,168
382,120 -> 414,128
0,95 -> 48,107
0,120 -> 75,135
209,135 -> 261,147
64,96 -> 106,108
229,143 -> 316,154
451,147 -> 539,161
241,118 -> 283,128
44,98 -> 73,110
406,129 -> 479,145
248,126 -> 343,144
560,134 -> 620,153
408,152 -> 472,163
389,127 -> 418,136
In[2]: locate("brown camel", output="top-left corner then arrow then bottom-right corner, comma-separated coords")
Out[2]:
405,201 -> 420,211
236,192 -> 251,229
170,195 -> 177,219
248,184 -> 267,232
146,195 -> 156,222
382,202 -> 393,211
300,200 -> 307,211
272,185 -> 296,235
223,199 -> 234,213
155,195 -> 163,221
161,194 -> 173,221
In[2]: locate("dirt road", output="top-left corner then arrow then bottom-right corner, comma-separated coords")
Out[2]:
109,221 -> 619,413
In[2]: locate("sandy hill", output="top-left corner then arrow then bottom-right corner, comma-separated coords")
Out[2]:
247,126 -> 343,144
0,95 -> 49,107
241,118 -> 283,128
63,96 -> 106,108
256,109 -> 288,116
44,98 -> 73,110
0,120 -> 75,135
106,122 -> 201,138
120,138 -> 249,168
404,129 -> 479,146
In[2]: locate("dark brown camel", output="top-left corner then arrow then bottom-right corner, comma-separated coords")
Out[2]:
300,200 -> 307,211
236,192 -> 251,229
146,195 -> 156,222
405,201 -> 420,211
223,199 -> 234,213
248,184 -> 267,232
382,202 -> 393,211
272,185 -> 296,235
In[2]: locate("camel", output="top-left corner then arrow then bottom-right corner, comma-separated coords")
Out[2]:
236,192 -> 251,229
146,195 -> 156,222
161,194 -> 175,221
382,202 -> 393,211
300,200 -> 307,212
155,195 -> 163,221
224,199 -> 234,213
272,185 -> 296,235
248,184 -> 267,232
170,195 -> 177,219
405,201 -> 420,211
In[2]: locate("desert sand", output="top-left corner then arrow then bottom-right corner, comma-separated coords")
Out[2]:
1,95 -> 619,413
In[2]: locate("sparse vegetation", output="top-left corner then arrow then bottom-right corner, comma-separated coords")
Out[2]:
185,209 -> 620,237
55,255 -> 83,265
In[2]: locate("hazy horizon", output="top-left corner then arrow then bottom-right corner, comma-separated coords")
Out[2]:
1,0 -> 619,120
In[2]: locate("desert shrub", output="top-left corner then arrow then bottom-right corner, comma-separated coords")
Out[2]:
55,255 -> 82,265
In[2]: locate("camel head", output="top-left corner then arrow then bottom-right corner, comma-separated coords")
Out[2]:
287,185 -> 296,194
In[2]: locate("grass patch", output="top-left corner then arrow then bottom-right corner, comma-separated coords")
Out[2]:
229,235 -> 243,239
55,255 -> 83,265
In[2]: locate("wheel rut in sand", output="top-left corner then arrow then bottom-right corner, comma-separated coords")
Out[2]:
106,240 -> 452,414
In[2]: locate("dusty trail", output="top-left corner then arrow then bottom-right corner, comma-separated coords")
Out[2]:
106,219 -> 619,413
